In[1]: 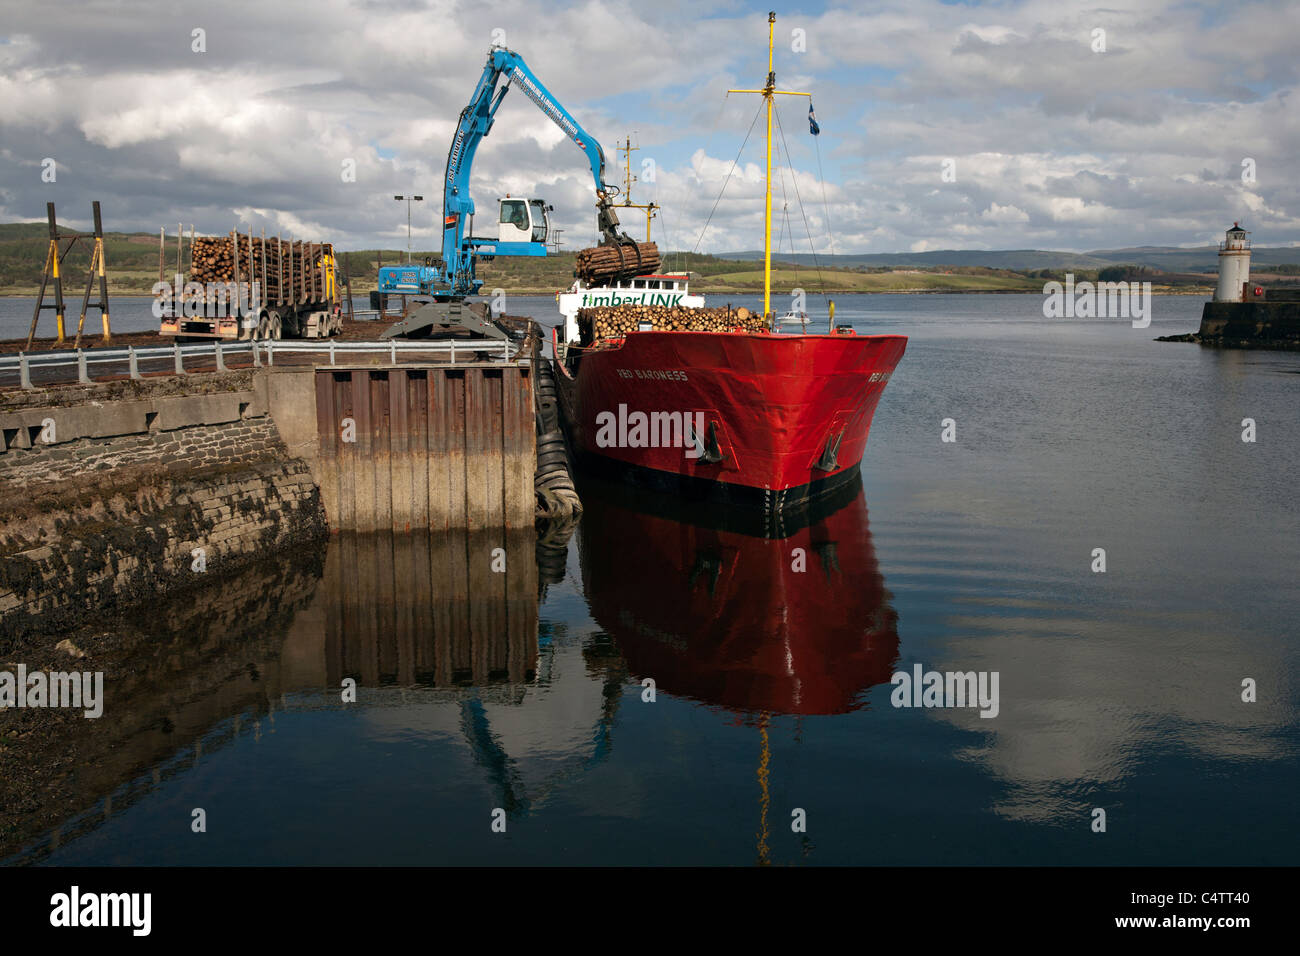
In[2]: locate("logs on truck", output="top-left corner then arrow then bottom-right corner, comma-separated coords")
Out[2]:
575,241 -> 661,285
187,235 -> 336,305
577,305 -> 768,344
159,232 -> 344,340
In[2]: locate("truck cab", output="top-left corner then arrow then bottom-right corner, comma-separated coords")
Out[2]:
498,197 -> 550,244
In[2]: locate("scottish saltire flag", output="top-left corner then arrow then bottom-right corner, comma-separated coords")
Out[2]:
808,101 -> 820,136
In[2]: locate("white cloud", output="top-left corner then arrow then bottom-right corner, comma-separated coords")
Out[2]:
982,202 -> 1029,223
0,0 -> 1297,255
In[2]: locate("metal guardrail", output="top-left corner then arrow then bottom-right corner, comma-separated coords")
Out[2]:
0,338 -> 520,390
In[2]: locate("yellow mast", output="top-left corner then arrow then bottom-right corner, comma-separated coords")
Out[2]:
756,711 -> 771,865
616,135 -> 659,242
728,11 -> 811,323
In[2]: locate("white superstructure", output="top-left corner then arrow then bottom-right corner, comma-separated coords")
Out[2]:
556,273 -> 704,344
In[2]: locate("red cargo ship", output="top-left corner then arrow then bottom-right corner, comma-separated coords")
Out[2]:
556,325 -> 905,509
553,14 -> 905,511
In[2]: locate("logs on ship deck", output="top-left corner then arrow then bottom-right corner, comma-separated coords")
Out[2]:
574,241 -> 661,284
577,305 -> 768,344
187,235 -> 334,303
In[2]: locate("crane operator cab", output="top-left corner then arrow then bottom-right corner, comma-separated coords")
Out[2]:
498,197 -> 551,244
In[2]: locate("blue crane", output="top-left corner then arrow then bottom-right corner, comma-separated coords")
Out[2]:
378,47 -> 635,338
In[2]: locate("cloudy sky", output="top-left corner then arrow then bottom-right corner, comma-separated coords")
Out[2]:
1,0 -> 1296,255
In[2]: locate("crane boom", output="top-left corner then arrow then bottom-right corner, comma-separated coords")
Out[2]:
378,46 -> 632,335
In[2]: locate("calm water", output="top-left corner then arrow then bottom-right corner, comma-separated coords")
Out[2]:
7,294 -> 1299,866
0,295 -> 383,341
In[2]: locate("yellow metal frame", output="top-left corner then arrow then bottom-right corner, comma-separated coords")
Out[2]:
49,240 -> 65,341
74,236 -> 110,347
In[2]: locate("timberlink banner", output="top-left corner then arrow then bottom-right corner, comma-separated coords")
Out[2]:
578,292 -> 686,307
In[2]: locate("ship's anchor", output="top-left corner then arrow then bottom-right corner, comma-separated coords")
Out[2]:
689,419 -> 726,464
813,428 -> 844,472
812,540 -> 840,580
688,550 -> 724,595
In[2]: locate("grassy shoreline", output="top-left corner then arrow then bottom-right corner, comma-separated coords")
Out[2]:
0,281 -> 1218,297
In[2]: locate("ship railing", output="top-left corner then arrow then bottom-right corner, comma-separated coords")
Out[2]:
0,338 -> 521,390
1219,239 -> 1251,251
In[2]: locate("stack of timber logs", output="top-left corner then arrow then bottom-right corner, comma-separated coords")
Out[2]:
187,235 -> 334,305
575,241 -> 660,284
577,305 -> 768,343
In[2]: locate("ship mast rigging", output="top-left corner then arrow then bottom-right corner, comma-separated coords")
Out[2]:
728,11 -> 813,322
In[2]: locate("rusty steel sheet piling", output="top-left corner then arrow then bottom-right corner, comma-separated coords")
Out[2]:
314,364 -> 535,532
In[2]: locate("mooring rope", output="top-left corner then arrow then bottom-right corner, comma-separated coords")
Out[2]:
773,103 -> 829,305
813,126 -> 835,260
775,160 -> 800,298
692,99 -> 765,256
674,92 -> 736,273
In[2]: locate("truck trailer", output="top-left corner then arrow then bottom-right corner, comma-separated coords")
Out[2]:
157,230 -> 346,340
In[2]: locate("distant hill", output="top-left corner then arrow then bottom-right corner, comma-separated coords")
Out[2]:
722,249 -> 1114,270
1085,245 -> 1300,272
0,220 -> 1292,294
720,245 -> 1300,273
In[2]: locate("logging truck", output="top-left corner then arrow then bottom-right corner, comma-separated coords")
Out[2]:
157,232 -> 346,341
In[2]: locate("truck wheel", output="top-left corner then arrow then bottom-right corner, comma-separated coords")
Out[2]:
269,313 -> 283,340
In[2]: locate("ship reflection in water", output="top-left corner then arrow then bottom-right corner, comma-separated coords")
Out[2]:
577,476 -> 899,716
575,477 -> 899,864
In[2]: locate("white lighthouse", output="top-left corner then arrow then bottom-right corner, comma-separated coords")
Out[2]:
1214,222 -> 1252,302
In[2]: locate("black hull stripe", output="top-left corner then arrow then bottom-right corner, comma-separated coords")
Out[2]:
571,449 -> 865,539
